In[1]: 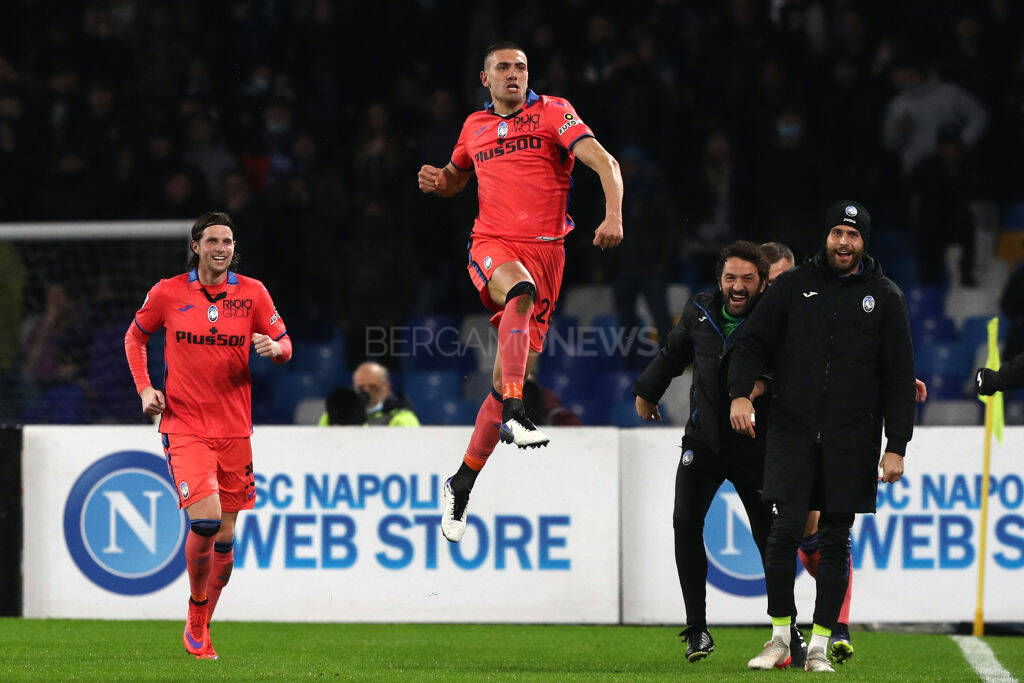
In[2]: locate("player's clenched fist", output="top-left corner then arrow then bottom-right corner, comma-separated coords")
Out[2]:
418,165 -> 448,194
592,216 -> 623,250
253,333 -> 282,358
140,386 -> 165,415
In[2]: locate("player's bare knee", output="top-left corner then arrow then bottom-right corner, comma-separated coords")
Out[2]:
505,281 -> 537,314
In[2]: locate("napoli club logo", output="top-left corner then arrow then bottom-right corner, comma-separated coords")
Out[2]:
63,452 -> 188,594
704,482 -> 768,596
207,305 -> 219,322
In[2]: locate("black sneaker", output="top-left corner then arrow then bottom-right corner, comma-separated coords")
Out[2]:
680,626 -> 714,663
499,397 -> 550,448
829,622 -> 854,664
788,623 -> 808,669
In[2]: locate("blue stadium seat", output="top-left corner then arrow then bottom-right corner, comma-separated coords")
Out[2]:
609,397 -> 647,427
271,372 -> 328,420
594,371 -> 637,403
416,397 -> 477,425
915,343 -> 970,378
1004,201 -> 1024,231
290,340 -> 348,388
910,316 -> 957,345
563,398 -> 606,426
536,369 -> 593,407
403,370 -> 462,409
883,257 -> 919,289
904,286 -> 944,321
88,324 -> 140,420
916,343 -> 972,400
399,315 -> 473,373
919,373 -> 968,400
960,315 -> 1006,353
24,384 -> 86,424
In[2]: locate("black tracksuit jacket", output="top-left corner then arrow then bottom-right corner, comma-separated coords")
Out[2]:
727,251 -> 916,512
633,290 -> 767,458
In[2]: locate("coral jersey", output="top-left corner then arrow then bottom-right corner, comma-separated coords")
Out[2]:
450,89 -> 594,242
125,269 -> 290,438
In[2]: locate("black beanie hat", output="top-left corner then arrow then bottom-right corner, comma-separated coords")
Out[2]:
825,200 -> 870,243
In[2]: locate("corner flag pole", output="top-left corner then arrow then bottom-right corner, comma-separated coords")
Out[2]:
973,394 -> 993,636
973,316 -> 1003,637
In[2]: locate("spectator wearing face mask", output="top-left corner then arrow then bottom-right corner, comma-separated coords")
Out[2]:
351,361 -> 420,427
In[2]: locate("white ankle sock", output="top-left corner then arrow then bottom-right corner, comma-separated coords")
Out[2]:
810,633 -> 829,652
772,623 -> 791,645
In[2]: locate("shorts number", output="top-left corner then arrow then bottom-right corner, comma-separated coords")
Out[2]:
535,298 -> 551,324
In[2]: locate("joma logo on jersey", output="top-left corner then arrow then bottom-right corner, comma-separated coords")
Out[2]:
175,331 -> 246,347
474,136 -> 543,163
63,451 -> 188,594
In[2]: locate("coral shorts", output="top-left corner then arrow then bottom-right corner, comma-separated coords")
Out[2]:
467,234 -> 566,352
162,433 -> 256,512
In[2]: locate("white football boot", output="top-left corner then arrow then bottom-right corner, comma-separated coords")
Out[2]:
748,637 -> 792,670
499,398 -> 550,449
440,477 -> 468,542
804,647 -> 836,673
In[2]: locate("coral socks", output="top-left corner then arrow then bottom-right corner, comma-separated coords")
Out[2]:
463,392 -> 503,470
185,531 -> 216,602
206,541 -> 234,623
498,297 -> 532,389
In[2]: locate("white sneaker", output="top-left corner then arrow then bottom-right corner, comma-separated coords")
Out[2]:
748,637 -> 792,670
804,647 -> 835,673
499,416 -> 550,448
440,477 -> 468,542
499,397 -> 550,449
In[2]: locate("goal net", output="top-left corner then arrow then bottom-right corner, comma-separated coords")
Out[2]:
0,221 -> 189,424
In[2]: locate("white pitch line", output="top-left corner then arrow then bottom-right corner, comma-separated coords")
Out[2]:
950,635 -> 1017,682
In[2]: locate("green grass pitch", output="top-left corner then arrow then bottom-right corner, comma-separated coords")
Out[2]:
0,619 -> 1015,680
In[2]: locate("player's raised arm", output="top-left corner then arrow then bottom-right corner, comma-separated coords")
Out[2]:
571,137 -> 623,250
418,162 -> 472,198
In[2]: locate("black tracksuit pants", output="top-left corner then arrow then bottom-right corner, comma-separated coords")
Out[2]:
764,446 -> 854,628
673,437 -> 771,628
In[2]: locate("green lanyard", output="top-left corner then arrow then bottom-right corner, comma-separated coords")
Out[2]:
720,305 -> 743,338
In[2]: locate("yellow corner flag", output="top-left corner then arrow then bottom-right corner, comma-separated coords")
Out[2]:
978,317 -> 1005,443
974,316 -> 1004,636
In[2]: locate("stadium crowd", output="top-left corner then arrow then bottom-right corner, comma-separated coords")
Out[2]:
1,0 -> 1024,424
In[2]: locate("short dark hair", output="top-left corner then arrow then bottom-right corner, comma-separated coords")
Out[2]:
716,240 -> 769,283
760,241 -> 795,266
483,41 -> 526,69
187,211 -> 240,271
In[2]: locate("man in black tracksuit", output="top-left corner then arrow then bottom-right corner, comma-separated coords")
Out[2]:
728,201 -> 916,672
632,241 -> 805,664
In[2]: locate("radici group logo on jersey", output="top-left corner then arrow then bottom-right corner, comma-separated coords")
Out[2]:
63,451 -> 188,594
703,482 -> 768,597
